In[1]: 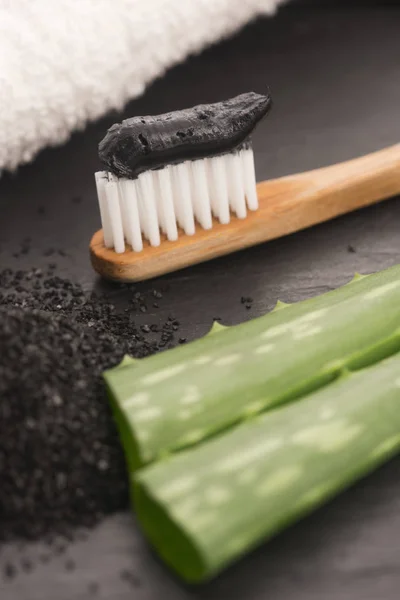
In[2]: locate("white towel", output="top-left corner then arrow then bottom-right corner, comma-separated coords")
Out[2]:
0,0 -> 288,173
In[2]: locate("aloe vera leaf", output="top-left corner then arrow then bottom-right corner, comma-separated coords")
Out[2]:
104,264 -> 400,469
134,352 -> 400,583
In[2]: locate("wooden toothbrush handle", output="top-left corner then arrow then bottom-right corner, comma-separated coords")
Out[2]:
255,143 -> 400,242
90,144 -> 400,282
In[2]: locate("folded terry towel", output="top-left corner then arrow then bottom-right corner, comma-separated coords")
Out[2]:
0,0 -> 288,173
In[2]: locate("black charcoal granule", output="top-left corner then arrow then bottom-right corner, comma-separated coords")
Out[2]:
3,562 -> 17,580
120,568 -> 141,587
20,557 -> 33,573
0,267 -> 180,544
88,581 -> 100,595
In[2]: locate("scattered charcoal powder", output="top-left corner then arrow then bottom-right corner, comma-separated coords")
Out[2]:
0,266 -> 180,544
0,307 -> 129,542
120,568 -> 141,587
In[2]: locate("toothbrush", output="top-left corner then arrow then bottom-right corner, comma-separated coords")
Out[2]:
90,92 -> 400,282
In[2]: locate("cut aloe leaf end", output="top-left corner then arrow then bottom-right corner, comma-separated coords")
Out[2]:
134,351 -> 400,583
104,264 -> 400,470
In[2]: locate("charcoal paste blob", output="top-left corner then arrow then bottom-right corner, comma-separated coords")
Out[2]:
98,91 -> 272,179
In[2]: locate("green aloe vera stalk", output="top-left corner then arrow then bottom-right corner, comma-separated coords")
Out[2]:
104,264 -> 400,470
134,352 -> 400,583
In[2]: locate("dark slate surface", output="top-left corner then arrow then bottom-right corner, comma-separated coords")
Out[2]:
1,4 -> 400,599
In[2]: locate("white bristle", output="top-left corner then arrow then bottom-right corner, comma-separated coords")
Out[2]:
156,167 -> 178,241
155,179 -> 166,234
105,178 -> 125,253
227,153 -> 247,219
137,172 -> 161,247
136,183 -> 149,239
117,179 -> 131,246
94,145 -> 258,252
118,178 -> 143,252
94,172 -> 113,248
208,155 -> 230,224
173,162 -> 196,235
190,158 -> 213,230
242,148 -> 259,211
